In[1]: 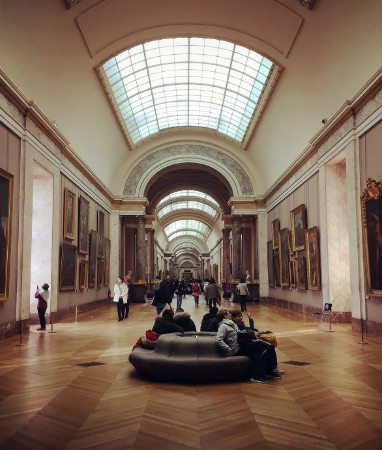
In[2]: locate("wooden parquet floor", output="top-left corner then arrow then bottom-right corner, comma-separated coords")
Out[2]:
0,296 -> 382,450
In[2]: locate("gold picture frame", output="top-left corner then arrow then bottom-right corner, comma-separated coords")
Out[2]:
79,260 -> 88,290
279,228 -> 290,286
305,226 -> 321,290
0,168 -> 13,301
63,188 -> 76,240
78,196 -> 89,254
295,256 -> 307,290
290,204 -> 307,251
97,210 -> 105,259
271,219 -> 280,250
88,230 -> 98,288
361,178 -> 382,296
60,243 -> 77,291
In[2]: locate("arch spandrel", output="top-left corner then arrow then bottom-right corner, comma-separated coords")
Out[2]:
123,144 -> 254,198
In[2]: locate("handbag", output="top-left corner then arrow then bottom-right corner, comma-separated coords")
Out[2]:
259,331 -> 277,347
237,331 -> 270,359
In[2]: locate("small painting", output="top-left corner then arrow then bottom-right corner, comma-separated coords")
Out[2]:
271,219 -> 280,250
63,188 -> 76,240
290,204 -> 307,251
279,228 -> 290,286
306,226 -> 321,290
97,260 -> 104,287
60,243 -> 77,290
104,237 -> 111,285
78,196 -> 89,254
97,210 -> 105,258
88,230 -> 97,288
79,260 -> 88,290
267,240 -> 275,287
295,256 -> 307,290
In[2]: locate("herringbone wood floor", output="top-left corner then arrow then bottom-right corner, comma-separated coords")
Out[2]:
0,296 -> 382,450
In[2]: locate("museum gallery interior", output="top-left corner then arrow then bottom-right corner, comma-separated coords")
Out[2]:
0,1 -> 382,449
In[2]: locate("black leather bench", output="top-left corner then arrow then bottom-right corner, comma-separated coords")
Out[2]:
128,331 -> 251,382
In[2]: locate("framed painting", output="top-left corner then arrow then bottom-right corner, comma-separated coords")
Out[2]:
104,237 -> 111,285
278,228 -> 290,286
267,240 -> 275,287
97,210 -> 105,258
287,230 -> 294,255
361,178 -> 382,296
97,260 -> 104,287
78,196 -> 89,254
305,226 -> 321,290
289,260 -> 296,287
295,256 -> 307,289
0,168 -> 13,301
271,219 -> 280,250
60,243 -> 77,290
88,230 -> 98,288
290,204 -> 307,251
63,188 -> 76,240
79,260 -> 88,289
273,253 -> 280,287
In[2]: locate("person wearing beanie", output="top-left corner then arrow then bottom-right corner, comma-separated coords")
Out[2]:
34,283 -> 50,331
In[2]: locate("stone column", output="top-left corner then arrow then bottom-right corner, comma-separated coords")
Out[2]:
232,215 -> 242,281
136,216 -> 146,283
146,228 -> 154,287
222,228 -> 231,291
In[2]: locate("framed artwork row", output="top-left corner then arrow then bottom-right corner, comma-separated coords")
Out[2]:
0,168 -> 13,301
60,187 -> 110,291
268,204 -> 321,291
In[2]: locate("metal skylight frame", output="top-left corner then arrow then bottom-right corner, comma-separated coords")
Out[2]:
99,37 -> 279,148
164,219 -> 211,242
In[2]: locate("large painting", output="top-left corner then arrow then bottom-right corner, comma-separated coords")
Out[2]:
60,243 -> 77,290
97,260 -> 104,287
63,188 -> 76,240
290,204 -> 307,251
78,196 -> 89,254
278,228 -> 290,286
267,240 -> 275,287
0,168 -> 13,301
305,226 -> 321,290
271,219 -> 280,250
88,230 -> 98,288
361,178 -> 382,296
97,210 -> 105,258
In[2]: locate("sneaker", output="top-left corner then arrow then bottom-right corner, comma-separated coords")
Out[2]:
37,328 -> 46,331
274,368 -> 285,375
267,373 -> 282,379
250,377 -> 268,384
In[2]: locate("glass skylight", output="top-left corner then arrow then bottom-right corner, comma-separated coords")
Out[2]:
157,190 -> 219,208
100,37 -> 275,146
164,219 -> 211,242
157,200 -> 218,219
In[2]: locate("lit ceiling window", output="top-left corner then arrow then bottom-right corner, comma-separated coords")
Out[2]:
157,200 -> 218,219
157,190 -> 219,208
99,38 -> 278,148
164,219 -> 211,242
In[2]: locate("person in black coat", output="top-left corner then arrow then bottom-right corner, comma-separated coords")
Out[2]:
152,309 -> 183,334
200,306 -> 219,332
174,308 -> 196,331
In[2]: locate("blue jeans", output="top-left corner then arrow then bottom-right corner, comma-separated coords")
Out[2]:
176,295 -> 183,309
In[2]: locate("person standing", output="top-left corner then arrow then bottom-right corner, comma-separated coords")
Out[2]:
34,283 -> 50,331
175,278 -> 186,309
153,278 -> 170,316
205,278 -> 220,309
124,277 -> 136,318
192,279 -> 201,305
113,277 -> 127,321
237,278 -> 250,311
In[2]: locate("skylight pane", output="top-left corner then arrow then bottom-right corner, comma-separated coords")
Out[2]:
101,37 -> 276,146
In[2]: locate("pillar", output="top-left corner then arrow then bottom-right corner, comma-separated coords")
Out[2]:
232,215 -> 242,281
